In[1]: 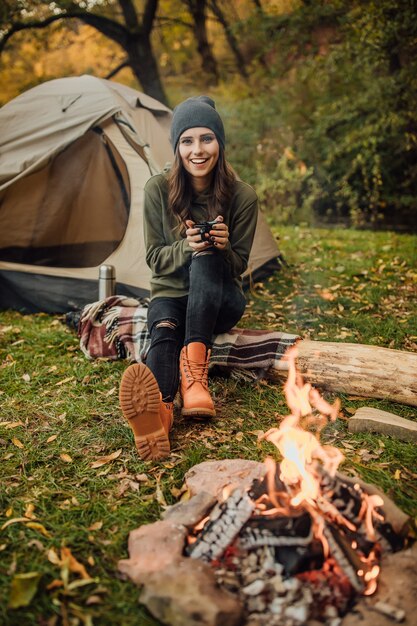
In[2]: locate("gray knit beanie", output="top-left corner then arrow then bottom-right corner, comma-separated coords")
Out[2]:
170,95 -> 225,152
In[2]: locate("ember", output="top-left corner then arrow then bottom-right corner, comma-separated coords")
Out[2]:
185,348 -> 405,625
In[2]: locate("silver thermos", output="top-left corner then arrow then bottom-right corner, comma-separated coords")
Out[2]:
98,264 -> 116,300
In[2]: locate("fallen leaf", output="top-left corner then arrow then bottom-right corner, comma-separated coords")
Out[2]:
24,504 -> 36,519
46,579 -> 64,591
105,387 -> 116,397
1,517 -> 30,530
12,437 -> 24,449
22,374 -> 31,383
235,431 -> 244,442
90,449 -> 122,469
27,539 -> 44,551
86,595 -> 102,605
8,572 -> 41,609
87,521 -> 103,531
47,548 -> 60,565
155,479 -> 167,507
394,469 -> 401,480
61,547 -> 90,580
60,453 -> 73,463
135,473 -> 149,482
67,578 -> 96,591
5,421 -> 24,429
26,522 -> 52,538
46,435 -> 58,444
55,377 -> 75,386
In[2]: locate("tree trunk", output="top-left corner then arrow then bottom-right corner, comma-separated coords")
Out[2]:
208,0 -> 248,79
126,33 -> 169,104
185,0 -> 219,83
268,340 -> 417,407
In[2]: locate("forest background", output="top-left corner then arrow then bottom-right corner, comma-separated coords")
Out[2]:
1,0 -> 417,233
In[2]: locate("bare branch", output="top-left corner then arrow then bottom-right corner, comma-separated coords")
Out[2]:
0,10 -> 129,54
105,59 -> 129,79
0,14 -> 63,53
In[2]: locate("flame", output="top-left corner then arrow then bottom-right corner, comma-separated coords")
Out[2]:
261,347 -> 343,507
259,346 -> 383,596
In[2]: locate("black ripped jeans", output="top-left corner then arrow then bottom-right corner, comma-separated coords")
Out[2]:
145,251 -> 246,402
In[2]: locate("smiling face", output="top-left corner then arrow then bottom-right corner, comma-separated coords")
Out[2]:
178,127 -> 220,191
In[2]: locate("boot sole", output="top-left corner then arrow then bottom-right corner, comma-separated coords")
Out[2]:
119,364 -> 170,461
181,406 -> 216,420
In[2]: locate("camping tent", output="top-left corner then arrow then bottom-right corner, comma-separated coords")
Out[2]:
0,75 -> 281,313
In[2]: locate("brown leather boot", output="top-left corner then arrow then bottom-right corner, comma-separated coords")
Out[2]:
180,342 -> 216,419
119,363 -> 172,460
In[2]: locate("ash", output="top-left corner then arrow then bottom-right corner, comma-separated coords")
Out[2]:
213,544 -> 351,626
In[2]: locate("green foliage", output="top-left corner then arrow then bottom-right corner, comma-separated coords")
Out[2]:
246,0 -> 417,229
255,147 -> 322,225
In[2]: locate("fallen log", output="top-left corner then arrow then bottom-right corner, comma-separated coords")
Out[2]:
268,341 -> 417,407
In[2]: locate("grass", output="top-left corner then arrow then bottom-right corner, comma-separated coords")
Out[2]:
1,225 -> 416,625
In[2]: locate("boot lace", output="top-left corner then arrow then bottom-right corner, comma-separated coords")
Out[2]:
183,354 -> 209,387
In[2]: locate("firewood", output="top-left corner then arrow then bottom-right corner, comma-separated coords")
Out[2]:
268,340 -> 417,407
348,407 -> 417,443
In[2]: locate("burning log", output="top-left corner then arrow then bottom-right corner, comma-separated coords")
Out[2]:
268,340 -> 417,407
187,488 -> 255,562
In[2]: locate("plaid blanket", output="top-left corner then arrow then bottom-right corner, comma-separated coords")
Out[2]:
78,296 -> 299,371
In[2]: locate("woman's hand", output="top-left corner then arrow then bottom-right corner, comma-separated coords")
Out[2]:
185,216 -> 229,252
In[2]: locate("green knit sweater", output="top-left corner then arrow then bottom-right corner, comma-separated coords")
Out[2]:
143,174 -> 258,299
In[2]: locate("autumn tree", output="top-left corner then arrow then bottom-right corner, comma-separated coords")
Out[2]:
0,0 -> 169,104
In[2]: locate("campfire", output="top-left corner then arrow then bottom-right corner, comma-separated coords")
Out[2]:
182,348 -> 405,625
118,347 -> 412,626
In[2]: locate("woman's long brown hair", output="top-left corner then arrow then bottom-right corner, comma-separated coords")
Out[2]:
167,147 -> 236,234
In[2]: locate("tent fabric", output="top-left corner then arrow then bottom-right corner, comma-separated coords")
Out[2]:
0,75 -> 282,313
0,74 -> 171,188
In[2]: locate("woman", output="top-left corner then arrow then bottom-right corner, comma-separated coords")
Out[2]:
119,95 -> 258,461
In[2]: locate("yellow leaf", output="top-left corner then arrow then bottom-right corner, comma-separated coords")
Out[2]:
12,437 -> 24,449
87,521 -> 103,531
46,435 -> 58,443
60,453 -> 73,463
26,522 -> 52,538
394,469 -> 401,480
24,504 -> 36,519
5,421 -> 24,429
5,508 -> 13,518
55,377 -> 75,386
90,449 -> 122,469
8,572 -> 41,609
